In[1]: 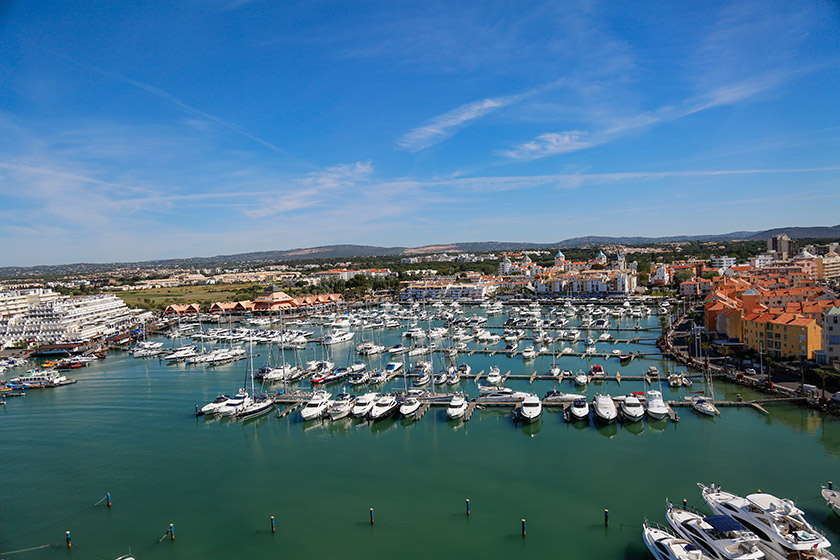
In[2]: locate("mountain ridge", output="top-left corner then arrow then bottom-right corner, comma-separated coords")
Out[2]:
2,225 -> 837,277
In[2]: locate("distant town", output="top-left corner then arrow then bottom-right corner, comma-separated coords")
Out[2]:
1,233 -> 839,372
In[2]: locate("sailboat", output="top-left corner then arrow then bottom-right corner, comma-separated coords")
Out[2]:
234,341 -> 275,419
692,367 -> 718,416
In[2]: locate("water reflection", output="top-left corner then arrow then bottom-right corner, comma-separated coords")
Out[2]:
596,422 -> 618,439
623,420 -> 644,436
520,418 -> 542,437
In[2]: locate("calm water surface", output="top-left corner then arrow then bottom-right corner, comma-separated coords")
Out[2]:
2,308 -> 839,559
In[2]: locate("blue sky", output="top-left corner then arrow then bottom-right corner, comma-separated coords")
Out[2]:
1,1 -> 839,266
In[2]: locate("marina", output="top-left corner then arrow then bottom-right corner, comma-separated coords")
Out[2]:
2,302 -> 840,560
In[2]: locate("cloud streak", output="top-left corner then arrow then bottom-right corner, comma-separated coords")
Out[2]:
397,97 -> 512,152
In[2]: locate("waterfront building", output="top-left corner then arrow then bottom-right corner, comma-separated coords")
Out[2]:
0,294 -> 139,348
817,306 -> 840,367
0,288 -> 60,318
163,303 -> 202,315
399,280 -> 498,300
742,311 -> 821,360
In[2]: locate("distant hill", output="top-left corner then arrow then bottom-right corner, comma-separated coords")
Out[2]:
744,225 -> 840,241
1,225 -> 837,277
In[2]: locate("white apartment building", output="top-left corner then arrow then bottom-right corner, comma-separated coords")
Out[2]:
0,288 -> 60,318
399,282 -> 497,300
0,294 -> 139,348
710,255 -> 737,269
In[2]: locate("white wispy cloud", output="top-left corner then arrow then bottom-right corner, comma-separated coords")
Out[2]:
397,79 -> 567,152
397,97 -> 511,152
501,131 -> 591,160
504,70 -> 794,162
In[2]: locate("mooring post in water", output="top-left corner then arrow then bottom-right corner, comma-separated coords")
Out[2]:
830,481 -> 834,490
466,498 -> 470,516
521,518 -> 526,537
370,508 -> 374,525
604,509 -> 609,526
66,531 -> 72,548
271,516 -> 275,533
106,492 -> 111,508
195,404 -> 199,415
170,523 -> 175,540
683,498 -> 687,510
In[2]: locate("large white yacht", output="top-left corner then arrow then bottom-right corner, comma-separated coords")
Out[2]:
368,394 -> 399,420
352,392 -> 378,418
300,391 -> 332,421
446,392 -> 469,419
666,507 -> 765,560
592,394 -> 617,423
321,331 -> 354,345
699,483 -> 834,559
327,392 -> 356,420
646,390 -> 670,420
643,520 -> 715,560
486,366 -> 503,385
518,394 -> 542,423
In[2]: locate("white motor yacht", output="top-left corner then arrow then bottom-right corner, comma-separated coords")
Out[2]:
621,395 -> 645,422
519,394 -> 542,423
643,520 -> 714,560
592,394 -> 617,423
300,391 -> 332,421
327,392 -> 356,420
569,398 -> 590,421
368,370 -> 388,384
218,391 -> 250,417
521,346 -> 537,360
352,392 -> 378,418
646,390 -> 670,420
199,388 -> 248,416
700,483 -> 834,559
446,392 -> 469,419
348,370 -> 370,385
399,391 -> 424,418
666,507 -> 765,560
369,394 -> 399,420
574,371 -> 589,386
486,366 -> 503,385
321,331 -> 354,345
478,386 -> 530,402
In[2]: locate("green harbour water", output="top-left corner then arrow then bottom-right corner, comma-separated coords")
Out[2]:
3,308 -> 840,559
